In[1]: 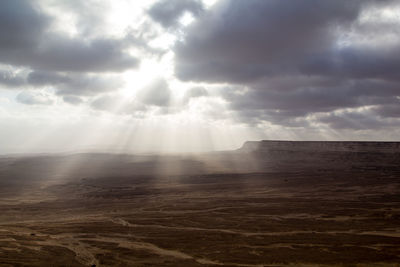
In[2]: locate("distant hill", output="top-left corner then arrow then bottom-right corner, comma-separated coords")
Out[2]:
239,140 -> 400,153
235,140 -> 400,172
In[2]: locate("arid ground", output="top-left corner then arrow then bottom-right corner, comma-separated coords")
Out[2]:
0,141 -> 399,266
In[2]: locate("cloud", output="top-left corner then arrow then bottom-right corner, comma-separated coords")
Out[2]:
318,109 -> 400,130
173,0 -> 400,130
0,0 -> 139,72
16,91 -> 54,105
221,78 -> 400,127
183,86 -> 208,103
185,86 -> 208,98
2,0 -> 400,141
373,102 -> 400,118
90,94 -> 148,117
62,95 -> 83,105
175,0 -> 369,83
175,0 -> 399,83
138,78 -> 171,107
51,0 -> 111,37
27,71 -> 70,85
0,69 -> 26,88
90,94 -> 122,111
0,69 -> 122,97
0,0 -> 48,51
27,71 -> 122,96
148,0 -> 204,28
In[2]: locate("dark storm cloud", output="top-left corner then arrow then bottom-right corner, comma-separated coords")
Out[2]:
374,103 -> 400,118
300,45 -> 400,82
0,70 -> 122,96
0,0 -> 139,72
175,0 -> 400,130
221,79 -> 400,128
175,0 -> 366,83
231,79 -> 399,113
0,70 -> 26,88
0,0 -> 48,51
24,37 -> 139,72
27,71 -> 122,96
0,69 -> 121,97
27,71 -> 70,86
175,0 -> 399,83
148,0 -> 204,28
318,110 -> 400,130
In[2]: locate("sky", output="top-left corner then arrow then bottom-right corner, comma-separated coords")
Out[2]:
0,0 -> 400,154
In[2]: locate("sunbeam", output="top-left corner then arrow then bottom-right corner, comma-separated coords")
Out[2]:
1,1 -> 400,266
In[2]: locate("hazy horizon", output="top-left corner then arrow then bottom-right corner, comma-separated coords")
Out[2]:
3,138 -> 400,156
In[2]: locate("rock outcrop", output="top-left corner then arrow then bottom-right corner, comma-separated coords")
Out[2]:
237,140 -> 400,171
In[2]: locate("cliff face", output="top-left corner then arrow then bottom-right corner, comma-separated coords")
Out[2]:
236,140 -> 400,171
240,140 -> 400,153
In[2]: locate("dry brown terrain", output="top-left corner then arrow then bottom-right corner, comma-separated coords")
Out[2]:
0,141 -> 399,266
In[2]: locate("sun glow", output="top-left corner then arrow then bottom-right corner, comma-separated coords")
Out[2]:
121,53 -> 173,97
0,0 -> 311,156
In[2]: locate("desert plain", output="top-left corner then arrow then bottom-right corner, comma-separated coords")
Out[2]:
0,141 -> 399,266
